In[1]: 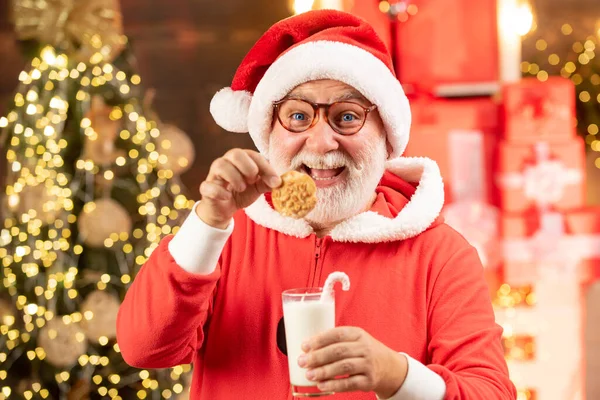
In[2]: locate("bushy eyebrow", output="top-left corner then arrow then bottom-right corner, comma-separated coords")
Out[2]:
285,89 -> 371,104
331,90 -> 369,103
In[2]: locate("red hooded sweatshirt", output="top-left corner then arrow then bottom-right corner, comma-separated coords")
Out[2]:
117,157 -> 516,400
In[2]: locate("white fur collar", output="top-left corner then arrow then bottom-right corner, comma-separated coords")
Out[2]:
243,157 -> 445,243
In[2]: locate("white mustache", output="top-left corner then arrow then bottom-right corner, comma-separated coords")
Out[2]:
290,151 -> 352,170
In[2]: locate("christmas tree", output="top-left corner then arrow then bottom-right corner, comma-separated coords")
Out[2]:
1,1 -> 196,398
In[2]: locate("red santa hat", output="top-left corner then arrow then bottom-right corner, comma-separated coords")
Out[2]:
209,9 -> 411,159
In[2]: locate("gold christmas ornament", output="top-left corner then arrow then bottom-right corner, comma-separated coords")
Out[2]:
77,198 -> 132,247
38,318 -> 87,368
157,124 -> 195,175
5,183 -> 62,225
143,88 -> 195,175
12,0 -> 124,63
82,95 -> 125,165
80,290 -> 120,341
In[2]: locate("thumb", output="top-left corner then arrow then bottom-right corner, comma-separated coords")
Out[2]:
255,178 -> 272,194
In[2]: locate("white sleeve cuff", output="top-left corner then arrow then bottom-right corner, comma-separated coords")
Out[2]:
167,201 -> 234,275
378,353 -> 446,400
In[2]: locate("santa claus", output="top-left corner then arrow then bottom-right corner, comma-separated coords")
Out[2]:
117,9 -> 515,400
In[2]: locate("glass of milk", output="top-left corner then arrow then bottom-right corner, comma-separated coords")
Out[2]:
282,287 -> 335,397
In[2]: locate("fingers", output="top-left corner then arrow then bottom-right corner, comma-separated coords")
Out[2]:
303,327 -> 363,352
316,374 -> 371,394
208,158 -> 247,192
246,151 -> 282,188
306,357 -> 364,382
206,149 -> 281,192
223,149 -> 260,182
253,178 -> 272,194
200,181 -> 232,201
300,342 -> 364,369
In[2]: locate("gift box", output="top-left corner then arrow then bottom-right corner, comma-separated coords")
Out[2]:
346,0 -> 392,51
494,277 -> 585,400
495,138 -> 585,213
501,208 -> 600,286
494,254 -> 591,400
395,0 -> 499,96
404,97 -> 500,204
502,77 -> 576,142
494,207 -> 596,400
408,98 -> 503,275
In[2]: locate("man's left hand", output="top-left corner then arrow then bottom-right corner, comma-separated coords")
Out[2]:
298,327 -> 408,398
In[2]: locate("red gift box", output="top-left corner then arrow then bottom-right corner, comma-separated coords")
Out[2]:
346,0 -> 392,51
498,209 -> 596,399
501,208 -> 600,285
495,137 -> 585,213
404,97 -> 499,204
502,77 -> 576,142
395,0 -> 499,96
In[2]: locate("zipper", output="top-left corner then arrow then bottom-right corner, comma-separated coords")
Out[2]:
311,237 -> 324,287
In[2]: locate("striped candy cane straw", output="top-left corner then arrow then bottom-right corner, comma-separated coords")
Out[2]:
320,272 -> 350,302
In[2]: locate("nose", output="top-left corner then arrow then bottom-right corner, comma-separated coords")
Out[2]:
304,119 -> 339,154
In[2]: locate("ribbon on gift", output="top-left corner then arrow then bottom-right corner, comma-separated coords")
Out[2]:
443,129 -> 501,268
404,81 -> 440,126
503,210 -> 600,280
513,86 -> 571,136
497,142 -> 583,209
445,201 -> 500,267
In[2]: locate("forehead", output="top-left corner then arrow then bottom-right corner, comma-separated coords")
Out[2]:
287,80 -> 368,103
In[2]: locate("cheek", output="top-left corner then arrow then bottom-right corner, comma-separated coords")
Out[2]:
340,119 -> 386,161
269,126 -> 306,159
337,136 -> 376,161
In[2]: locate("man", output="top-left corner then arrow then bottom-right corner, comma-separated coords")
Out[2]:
117,9 -> 516,400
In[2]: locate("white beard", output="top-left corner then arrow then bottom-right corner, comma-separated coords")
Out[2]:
268,139 -> 388,226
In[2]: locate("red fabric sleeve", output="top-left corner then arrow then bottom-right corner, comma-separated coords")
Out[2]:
116,235 -> 226,369
426,246 -> 517,399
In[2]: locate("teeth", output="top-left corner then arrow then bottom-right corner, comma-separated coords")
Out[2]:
304,165 -> 344,169
301,165 -> 344,181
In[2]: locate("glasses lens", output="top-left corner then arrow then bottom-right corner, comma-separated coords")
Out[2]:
328,102 -> 367,135
277,99 -> 315,132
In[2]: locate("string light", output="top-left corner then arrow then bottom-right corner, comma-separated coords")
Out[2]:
501,0 -> 534,37
494,284 -> 536,308
291,0 -> 314,14
1,41 -> 193,397
525,20 -> 600,167
492,280 -> 539,390
516,388 -> 537,400
378,0 -> 419,22
502,334 -> 536,360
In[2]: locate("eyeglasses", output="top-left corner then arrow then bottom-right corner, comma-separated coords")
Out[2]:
273,98 -> 377,135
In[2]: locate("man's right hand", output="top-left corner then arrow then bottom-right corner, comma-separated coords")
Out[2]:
196,149 -> 282,229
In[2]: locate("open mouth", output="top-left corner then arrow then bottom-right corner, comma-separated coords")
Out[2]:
301,164 -> 346,181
